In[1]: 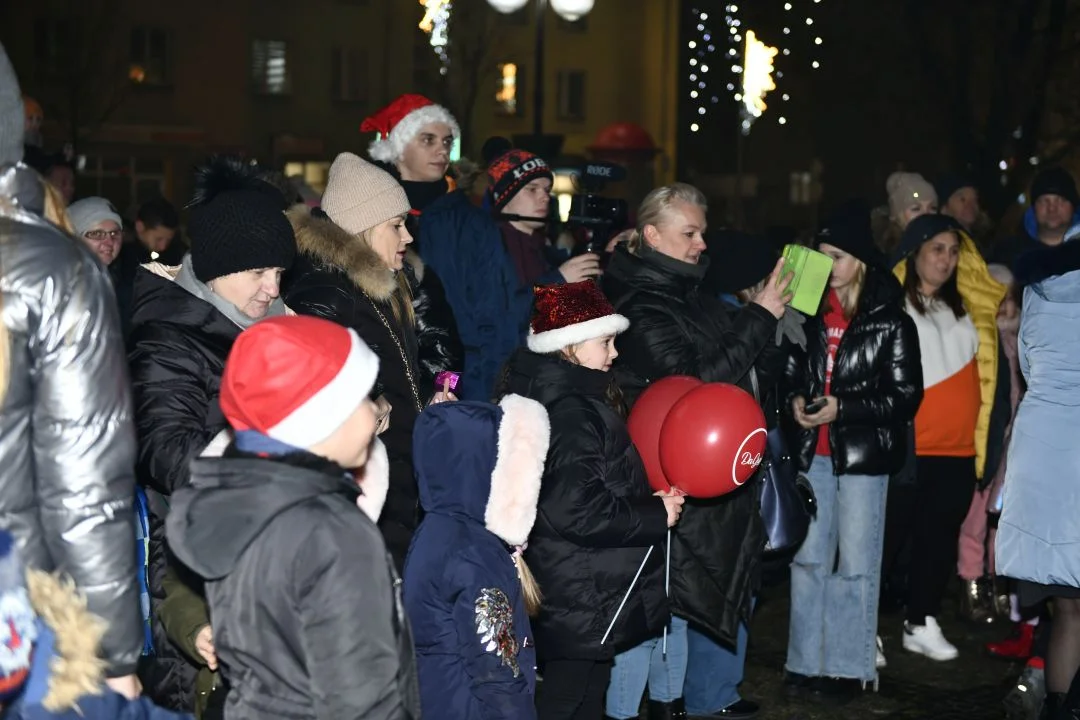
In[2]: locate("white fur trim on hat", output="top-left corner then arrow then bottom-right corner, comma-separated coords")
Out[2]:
267,329 -> 380,447
367,104 -> 461,164
484,395 -> 550,546
527,314 -> 630,354
355,438 -> 389,522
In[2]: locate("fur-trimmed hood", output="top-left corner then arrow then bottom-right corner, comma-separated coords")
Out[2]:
286,204 -> 398,302
413,397 -> 550,547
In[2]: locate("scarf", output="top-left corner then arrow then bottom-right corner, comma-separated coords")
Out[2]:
175,254 -> 286,330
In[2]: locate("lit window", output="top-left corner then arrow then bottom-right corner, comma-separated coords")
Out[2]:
252,40 -> 290,95
496,62 -> 519,115
130,27 -> 172,85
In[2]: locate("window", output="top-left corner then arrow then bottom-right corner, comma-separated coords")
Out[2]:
284,161 -> 331,193
252,40 -> 290,95
130,26 -> 172,86
77,156 -> 167,213
556,70 -> 586,121
34,18 -> 74,80
790,171 -> 814,205
331,48 -> 367,102
495,62 -> 521,115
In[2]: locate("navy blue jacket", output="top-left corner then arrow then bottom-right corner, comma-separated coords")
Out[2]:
404,401 -> 540,720
415,192 -> 531,401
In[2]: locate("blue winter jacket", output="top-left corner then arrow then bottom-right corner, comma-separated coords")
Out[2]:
996,228 -> 1080,588
404,400 -> 542,720
416,191 -> 532,401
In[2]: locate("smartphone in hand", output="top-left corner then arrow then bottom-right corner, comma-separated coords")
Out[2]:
804,397 -> 827,415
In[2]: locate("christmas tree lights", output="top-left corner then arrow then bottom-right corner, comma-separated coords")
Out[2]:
418,0 -> 452,75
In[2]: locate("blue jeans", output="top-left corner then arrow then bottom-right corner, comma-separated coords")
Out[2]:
605,616 -> 688,719
683,617 -> 750,714
786,455 -> 888,682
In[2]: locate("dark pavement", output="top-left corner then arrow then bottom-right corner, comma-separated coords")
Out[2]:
739,577 -> 1023,719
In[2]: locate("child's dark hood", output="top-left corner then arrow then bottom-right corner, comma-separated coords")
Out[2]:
412,396 -> 549,547
166,438 -> 389,580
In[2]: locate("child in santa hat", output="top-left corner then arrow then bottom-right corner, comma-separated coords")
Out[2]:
495,281 -> 684,720
166,315 -> 420,720
404,393 -> 550,719
0,529 -> 188,719
361,94 -> 532,402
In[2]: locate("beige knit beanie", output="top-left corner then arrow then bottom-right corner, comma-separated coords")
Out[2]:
886,171 -> 937,220
321,152 -> 410,235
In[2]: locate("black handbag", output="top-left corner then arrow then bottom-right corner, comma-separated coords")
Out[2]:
750,370 -> 817,556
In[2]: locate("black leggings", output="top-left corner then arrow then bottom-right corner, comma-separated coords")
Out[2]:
536,659 -> 612,720
882,456 -> 976,624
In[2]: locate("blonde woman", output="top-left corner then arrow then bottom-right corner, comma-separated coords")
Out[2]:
285,152 -> 455,573
783,202 -> 922,697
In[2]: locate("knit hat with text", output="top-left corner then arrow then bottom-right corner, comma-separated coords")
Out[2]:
488,149 -> 554,211
321,153 -> 411,235
186,156 -> 297,282
528,281 -> 629,353
360,94 -> 460,164
220,315 -> 380,448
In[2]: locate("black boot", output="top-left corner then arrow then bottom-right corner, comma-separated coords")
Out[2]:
647,697 -> 688,720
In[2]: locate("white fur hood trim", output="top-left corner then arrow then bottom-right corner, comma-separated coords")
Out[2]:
484,395 -> 550,546
355,438 -> 389,522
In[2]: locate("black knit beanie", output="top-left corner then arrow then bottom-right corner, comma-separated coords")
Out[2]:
814,199 -> 885,268
186,156 -> 296,283
1030,166 -> 1079,207
891,213 -> 963,266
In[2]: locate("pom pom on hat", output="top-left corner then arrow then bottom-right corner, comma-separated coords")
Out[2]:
220,316 -> 380,448
0,530 -> 37,704
528,281 -> 629,354
321,153 -> 411,235
360,94 -> 460,164
487,149 -> 554,211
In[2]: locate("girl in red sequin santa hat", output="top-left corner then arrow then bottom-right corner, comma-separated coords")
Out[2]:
496,281 -> 685,720
361,94 -> 461,184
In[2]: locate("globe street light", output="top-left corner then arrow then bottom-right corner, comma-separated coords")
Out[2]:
486,0 -> 595,146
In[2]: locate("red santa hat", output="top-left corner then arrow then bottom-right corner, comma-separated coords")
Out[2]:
220,316 -> 380,448
360,94 -> 460,165
528,281 -> 629,354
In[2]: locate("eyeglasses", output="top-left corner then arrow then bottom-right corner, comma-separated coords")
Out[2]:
84,229 -> 123,242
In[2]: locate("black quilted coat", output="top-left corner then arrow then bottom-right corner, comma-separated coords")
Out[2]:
602,245 -> 783,647
784,266 -> 924,476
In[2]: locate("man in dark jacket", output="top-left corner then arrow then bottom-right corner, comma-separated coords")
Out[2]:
168,315 -> 419,720
603,183 -> 791,720
361,93 -> 530,401
0,42 -> 143,698
992,166 -> 1080,269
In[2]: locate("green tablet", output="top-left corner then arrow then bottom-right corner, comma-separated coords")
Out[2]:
781,244 -> 834,315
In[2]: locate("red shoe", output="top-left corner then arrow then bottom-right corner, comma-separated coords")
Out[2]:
986,622 -> 1035,660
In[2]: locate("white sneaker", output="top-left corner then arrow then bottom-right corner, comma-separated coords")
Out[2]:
902,616 -> 959,661
876,635 -> 887,668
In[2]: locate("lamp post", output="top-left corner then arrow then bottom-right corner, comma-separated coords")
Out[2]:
486,0 -> 595,155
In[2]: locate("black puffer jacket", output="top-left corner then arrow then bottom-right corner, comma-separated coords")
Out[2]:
283,207 -> 425,571
128,266 -> 238,710
785,266 -> 923,476
602,245 -> 782,647
503,350 -> 669,661
401,251 -> 463,389
167,445 -> 420,720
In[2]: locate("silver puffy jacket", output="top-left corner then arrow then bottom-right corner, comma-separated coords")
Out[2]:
0,163 -> 142,675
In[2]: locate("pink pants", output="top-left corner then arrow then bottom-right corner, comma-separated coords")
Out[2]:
957,487 -> 996,580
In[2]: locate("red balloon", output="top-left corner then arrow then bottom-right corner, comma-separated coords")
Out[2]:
658,383 -> 767,498
627,376 -> 703,493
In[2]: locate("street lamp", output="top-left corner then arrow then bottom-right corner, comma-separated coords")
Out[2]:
486,0 -> 595,154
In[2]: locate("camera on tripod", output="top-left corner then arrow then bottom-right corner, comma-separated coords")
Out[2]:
566,162 -> 629,255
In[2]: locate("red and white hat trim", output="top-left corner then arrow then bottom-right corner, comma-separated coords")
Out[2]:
527,313 -> 629,354
367,104 -> 460,164
268,328 -> 379,447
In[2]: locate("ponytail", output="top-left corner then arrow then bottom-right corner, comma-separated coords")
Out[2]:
512,550 -> 542,617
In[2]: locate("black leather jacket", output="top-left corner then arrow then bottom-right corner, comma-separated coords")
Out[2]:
784,266 -> 924,476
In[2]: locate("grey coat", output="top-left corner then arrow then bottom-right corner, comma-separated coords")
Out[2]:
0,163 -> 142,675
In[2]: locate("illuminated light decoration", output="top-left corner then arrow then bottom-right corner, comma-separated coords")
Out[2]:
806,17 -> 813,24
691,123 -> 700,132
690,90 -> 699,98
550,0 -> 594,21
418,0 -> 452,73
741,29 -> 778,134
779,116 -> 787,124
486,0 -> 528,11
689,40 -> 697,48
815,36 -> 822,44
810,61 -> 819,68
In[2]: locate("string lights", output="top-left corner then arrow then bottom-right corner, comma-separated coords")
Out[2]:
418,0 -> 452,75
687,1 -> 824,132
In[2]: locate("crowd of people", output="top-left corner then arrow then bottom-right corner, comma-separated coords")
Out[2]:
3,36 -> 1080,720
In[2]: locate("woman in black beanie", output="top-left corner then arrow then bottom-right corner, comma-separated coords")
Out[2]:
784,201 -> 923,698
127,156 -> 297,716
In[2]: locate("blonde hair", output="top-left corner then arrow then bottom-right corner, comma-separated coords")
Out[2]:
627,183 -> 708,254
359,225 -> 415,329
819,260 -> 866,320
43,181 -> 75,234
513,553 -> 543,616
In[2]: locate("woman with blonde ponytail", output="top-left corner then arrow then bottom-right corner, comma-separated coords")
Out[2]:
405,394 -> 551,720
